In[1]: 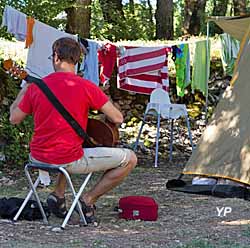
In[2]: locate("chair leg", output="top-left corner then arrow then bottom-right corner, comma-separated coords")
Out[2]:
13,177 -> 40,222
59,168 -> 92,229
154,113 -> 161,167
169,119 -> 174,162
24,165 -> 48,224
185,115 -> 194,151
133,114 -> 147,151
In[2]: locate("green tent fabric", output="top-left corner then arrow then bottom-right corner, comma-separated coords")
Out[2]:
191,40 -> 210,96
183,21 -> 250,185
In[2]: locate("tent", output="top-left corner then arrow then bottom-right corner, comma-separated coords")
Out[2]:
183,16 -> 250,185
207,16 -> 250,41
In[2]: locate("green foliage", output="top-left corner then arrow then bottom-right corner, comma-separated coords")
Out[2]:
90,1 -> 120,41
0,61 -> 33,168
0,111 -> 33,168
123,2 -> 155,40
90,1 -> 155,41
2,0 -> 241,41
173,0 -> 184,38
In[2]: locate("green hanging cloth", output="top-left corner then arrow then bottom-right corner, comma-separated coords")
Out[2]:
175,43 -> 191,97
192,40 -> 210,96
220,33 -> 240,76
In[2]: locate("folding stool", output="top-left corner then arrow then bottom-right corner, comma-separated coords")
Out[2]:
13,162 -> 92,230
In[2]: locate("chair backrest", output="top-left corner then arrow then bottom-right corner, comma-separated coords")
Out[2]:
150,88 -> 171,105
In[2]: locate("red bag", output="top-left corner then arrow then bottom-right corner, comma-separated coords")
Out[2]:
118,196 -> 158,221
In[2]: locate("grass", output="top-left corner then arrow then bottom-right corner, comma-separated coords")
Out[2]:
176,240 -> 214,248
176,239 -> 250,248
241,225 -> 250,237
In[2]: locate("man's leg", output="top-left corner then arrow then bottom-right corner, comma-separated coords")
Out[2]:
47,173 -> 68,218
54,173 -> 67,198
53,150 -> 137,200
81,151 -> 137,205
51,148 -> 137,218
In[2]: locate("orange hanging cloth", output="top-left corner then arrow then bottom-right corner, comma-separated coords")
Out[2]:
25,17 -> 35,48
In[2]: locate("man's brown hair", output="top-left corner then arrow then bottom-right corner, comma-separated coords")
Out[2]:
52,37 -> 82,65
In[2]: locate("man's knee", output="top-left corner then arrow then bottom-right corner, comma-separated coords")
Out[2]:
128,151 -> 137,169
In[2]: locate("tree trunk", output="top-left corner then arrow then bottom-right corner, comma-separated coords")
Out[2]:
65,0 -> 92,38
155,0 -> 174,40
147,0 -> 154,26
99,0 -> 125,23
211,0 -> 229,34
233,0 -> 246,16
183,0 -> 207,35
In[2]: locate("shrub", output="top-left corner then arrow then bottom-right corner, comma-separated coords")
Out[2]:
0,65 -> 33,169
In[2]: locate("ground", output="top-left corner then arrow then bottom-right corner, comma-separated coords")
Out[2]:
0,151 -> 250,248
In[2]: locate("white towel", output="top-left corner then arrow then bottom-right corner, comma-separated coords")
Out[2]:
26,20 -> 76,78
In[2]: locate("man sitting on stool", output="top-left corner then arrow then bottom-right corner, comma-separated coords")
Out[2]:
9,37 -> 137,224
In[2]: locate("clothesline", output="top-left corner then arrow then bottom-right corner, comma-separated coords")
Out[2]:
115,38 -> 209,47
2,5 -> 210,97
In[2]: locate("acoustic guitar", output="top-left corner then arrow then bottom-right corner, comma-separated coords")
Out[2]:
3,59 -> 119,147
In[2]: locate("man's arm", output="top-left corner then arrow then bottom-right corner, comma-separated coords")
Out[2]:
99,101 -> 123,125
9,84 -> 30,125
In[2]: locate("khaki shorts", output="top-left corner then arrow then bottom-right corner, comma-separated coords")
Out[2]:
30,147 -> 133,174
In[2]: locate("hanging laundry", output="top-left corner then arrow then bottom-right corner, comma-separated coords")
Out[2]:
78,37 -> 89,52
220,33 -> 240,76
2,5 -> 27,41
80,39 -> 99,86
25,17 -> 35,48
117,46 -> 171,94
191,40 -> 210,96
174,43 -> 191,97
171,45 -> 182,61
26,20 -> 76,78
98,43 -> 117,85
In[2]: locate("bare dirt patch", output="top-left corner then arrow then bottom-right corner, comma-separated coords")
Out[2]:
0,153 -> 250,248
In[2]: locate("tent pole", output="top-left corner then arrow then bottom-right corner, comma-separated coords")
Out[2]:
205,21 -> 210,124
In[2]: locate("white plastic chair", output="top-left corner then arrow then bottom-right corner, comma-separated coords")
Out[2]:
134,88 -> 194,167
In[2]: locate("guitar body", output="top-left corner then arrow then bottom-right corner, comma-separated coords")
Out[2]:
84,118 -> 119,148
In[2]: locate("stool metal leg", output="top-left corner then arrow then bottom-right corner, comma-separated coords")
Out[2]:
60,168 -> 92,229
24,165 -> 48,224
13,177 -> 40,221
15,163 -> 93,229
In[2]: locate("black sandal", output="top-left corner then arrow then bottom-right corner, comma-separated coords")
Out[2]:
47,193 -> 67,218
79,199 -> 98,226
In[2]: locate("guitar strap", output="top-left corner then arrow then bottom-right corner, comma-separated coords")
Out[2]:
26,75 -> 92,144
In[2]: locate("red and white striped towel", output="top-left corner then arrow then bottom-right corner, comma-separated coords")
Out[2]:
117,46 -> 171,94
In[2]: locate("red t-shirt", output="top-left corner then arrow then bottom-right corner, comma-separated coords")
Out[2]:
18,72 -> 108,164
